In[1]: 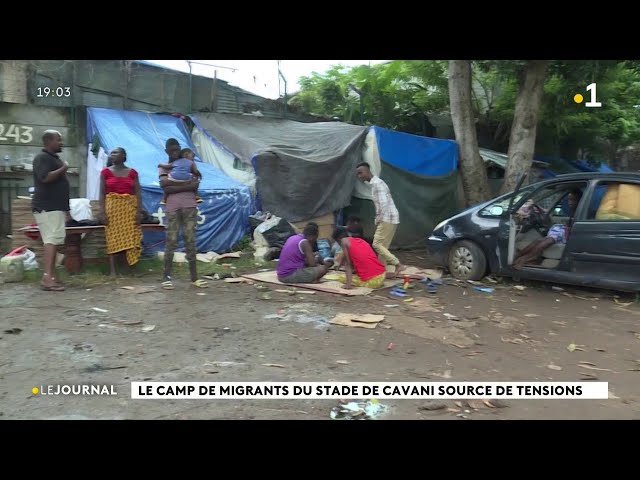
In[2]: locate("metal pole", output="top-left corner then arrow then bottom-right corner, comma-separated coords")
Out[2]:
277,60 -> 281,97
211,69 -> 218,113
187,60 -> 193,113
278,61 -> 287,119
349,84 -> 364,125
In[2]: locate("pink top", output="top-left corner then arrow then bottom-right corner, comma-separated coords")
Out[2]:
158,165 -> 197,213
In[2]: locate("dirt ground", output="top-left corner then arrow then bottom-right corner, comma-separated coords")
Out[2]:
1,251 -> 639,420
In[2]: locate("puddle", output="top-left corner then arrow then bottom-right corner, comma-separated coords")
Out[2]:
264,313 -> 330,329
264,303 -> 331,329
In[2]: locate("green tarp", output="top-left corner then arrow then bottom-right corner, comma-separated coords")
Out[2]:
344,163 -> 460,249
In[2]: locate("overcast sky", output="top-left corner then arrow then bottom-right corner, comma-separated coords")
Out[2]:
144,60 -> 389,99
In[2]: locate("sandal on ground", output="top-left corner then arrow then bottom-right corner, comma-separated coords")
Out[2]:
191,279 -> 208,288
43,273 -> 64,287
389,287 -> 407,297
41,283 -> 65,292
161,279 -> 174,290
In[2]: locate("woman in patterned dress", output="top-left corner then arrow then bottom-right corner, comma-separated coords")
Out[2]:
98,147 -> 143,276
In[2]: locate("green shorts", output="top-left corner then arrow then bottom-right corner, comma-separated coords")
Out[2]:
278,266 -> 325,284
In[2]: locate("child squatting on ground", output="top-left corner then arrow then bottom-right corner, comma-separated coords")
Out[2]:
158,148 -> 203,205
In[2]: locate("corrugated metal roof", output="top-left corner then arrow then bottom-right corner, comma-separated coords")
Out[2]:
480,148 -> 549,170
479,148 -> 509,169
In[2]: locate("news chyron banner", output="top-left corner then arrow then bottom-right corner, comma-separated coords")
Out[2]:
28,381 -> 609,400
131,381 -> 609,400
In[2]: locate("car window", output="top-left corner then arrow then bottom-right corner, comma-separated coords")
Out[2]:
550,196 -> 572,216
512,182 -> 587,216
479,186 -> 535,217
587,181 -> 640,221
528,186 -> 566,210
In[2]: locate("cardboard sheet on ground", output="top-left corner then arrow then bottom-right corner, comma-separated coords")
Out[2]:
330,313 -> 385,329
386,265 -> 443,279
241,270 -> 374,296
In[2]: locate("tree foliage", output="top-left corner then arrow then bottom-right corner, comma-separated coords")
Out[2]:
291,60 -> 640,168
290,61 -> 450,135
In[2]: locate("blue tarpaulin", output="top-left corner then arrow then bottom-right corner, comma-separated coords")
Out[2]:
86,107 -> 254,253
373,126 -> 458,176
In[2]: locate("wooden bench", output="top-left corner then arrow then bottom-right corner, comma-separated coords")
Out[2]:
18,224 -> 166,274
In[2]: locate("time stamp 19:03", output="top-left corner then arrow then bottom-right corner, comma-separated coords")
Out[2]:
36,87 -> 72,98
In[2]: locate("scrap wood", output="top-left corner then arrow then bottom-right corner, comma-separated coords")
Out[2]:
329,313 -> 385,329
274,289 -> 316,295
200,251 -> 242,263
119,285 -> 157,294
224,277 -> 249,283
217,251 -> 242,260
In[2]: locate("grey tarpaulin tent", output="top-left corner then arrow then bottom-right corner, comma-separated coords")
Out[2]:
190,113 -> 369,222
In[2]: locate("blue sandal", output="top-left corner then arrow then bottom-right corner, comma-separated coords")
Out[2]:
390,287 -> 408,297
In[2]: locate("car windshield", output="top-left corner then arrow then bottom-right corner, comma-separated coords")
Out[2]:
479,186 -> 535,217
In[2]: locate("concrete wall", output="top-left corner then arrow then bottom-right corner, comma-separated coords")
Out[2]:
0,60 -> 28,104
0,103 -> 85,170
0,100 -> 84,238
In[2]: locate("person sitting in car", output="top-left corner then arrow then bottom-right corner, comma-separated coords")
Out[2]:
513,189 -> 582,269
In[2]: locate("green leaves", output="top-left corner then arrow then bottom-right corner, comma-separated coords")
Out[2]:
291,61 -> 449,134
292,60 -> 640,165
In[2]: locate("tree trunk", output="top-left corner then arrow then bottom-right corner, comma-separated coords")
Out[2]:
605,141 -> 621,170
500,60 -> 549,194
448,60 -> 492,206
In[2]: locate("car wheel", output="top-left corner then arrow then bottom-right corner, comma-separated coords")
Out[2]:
448,240 -> 487,281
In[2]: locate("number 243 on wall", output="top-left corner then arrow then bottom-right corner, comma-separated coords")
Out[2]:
0,124 -> 33,143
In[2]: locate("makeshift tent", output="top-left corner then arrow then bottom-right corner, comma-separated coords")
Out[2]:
191,121 -> 257,190
85,107 -> 253,253
345,127 -> 460,249
191,113 -> 369,222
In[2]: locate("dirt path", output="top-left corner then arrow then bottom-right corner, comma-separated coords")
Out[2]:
1,253 -> 639,420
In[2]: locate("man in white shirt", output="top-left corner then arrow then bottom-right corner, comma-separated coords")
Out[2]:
355,162 -> 405,276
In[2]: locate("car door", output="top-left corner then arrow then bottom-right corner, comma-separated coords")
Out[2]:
568,179 -> 640,288
497,178 -> 589,282
496,174 -> 530,271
